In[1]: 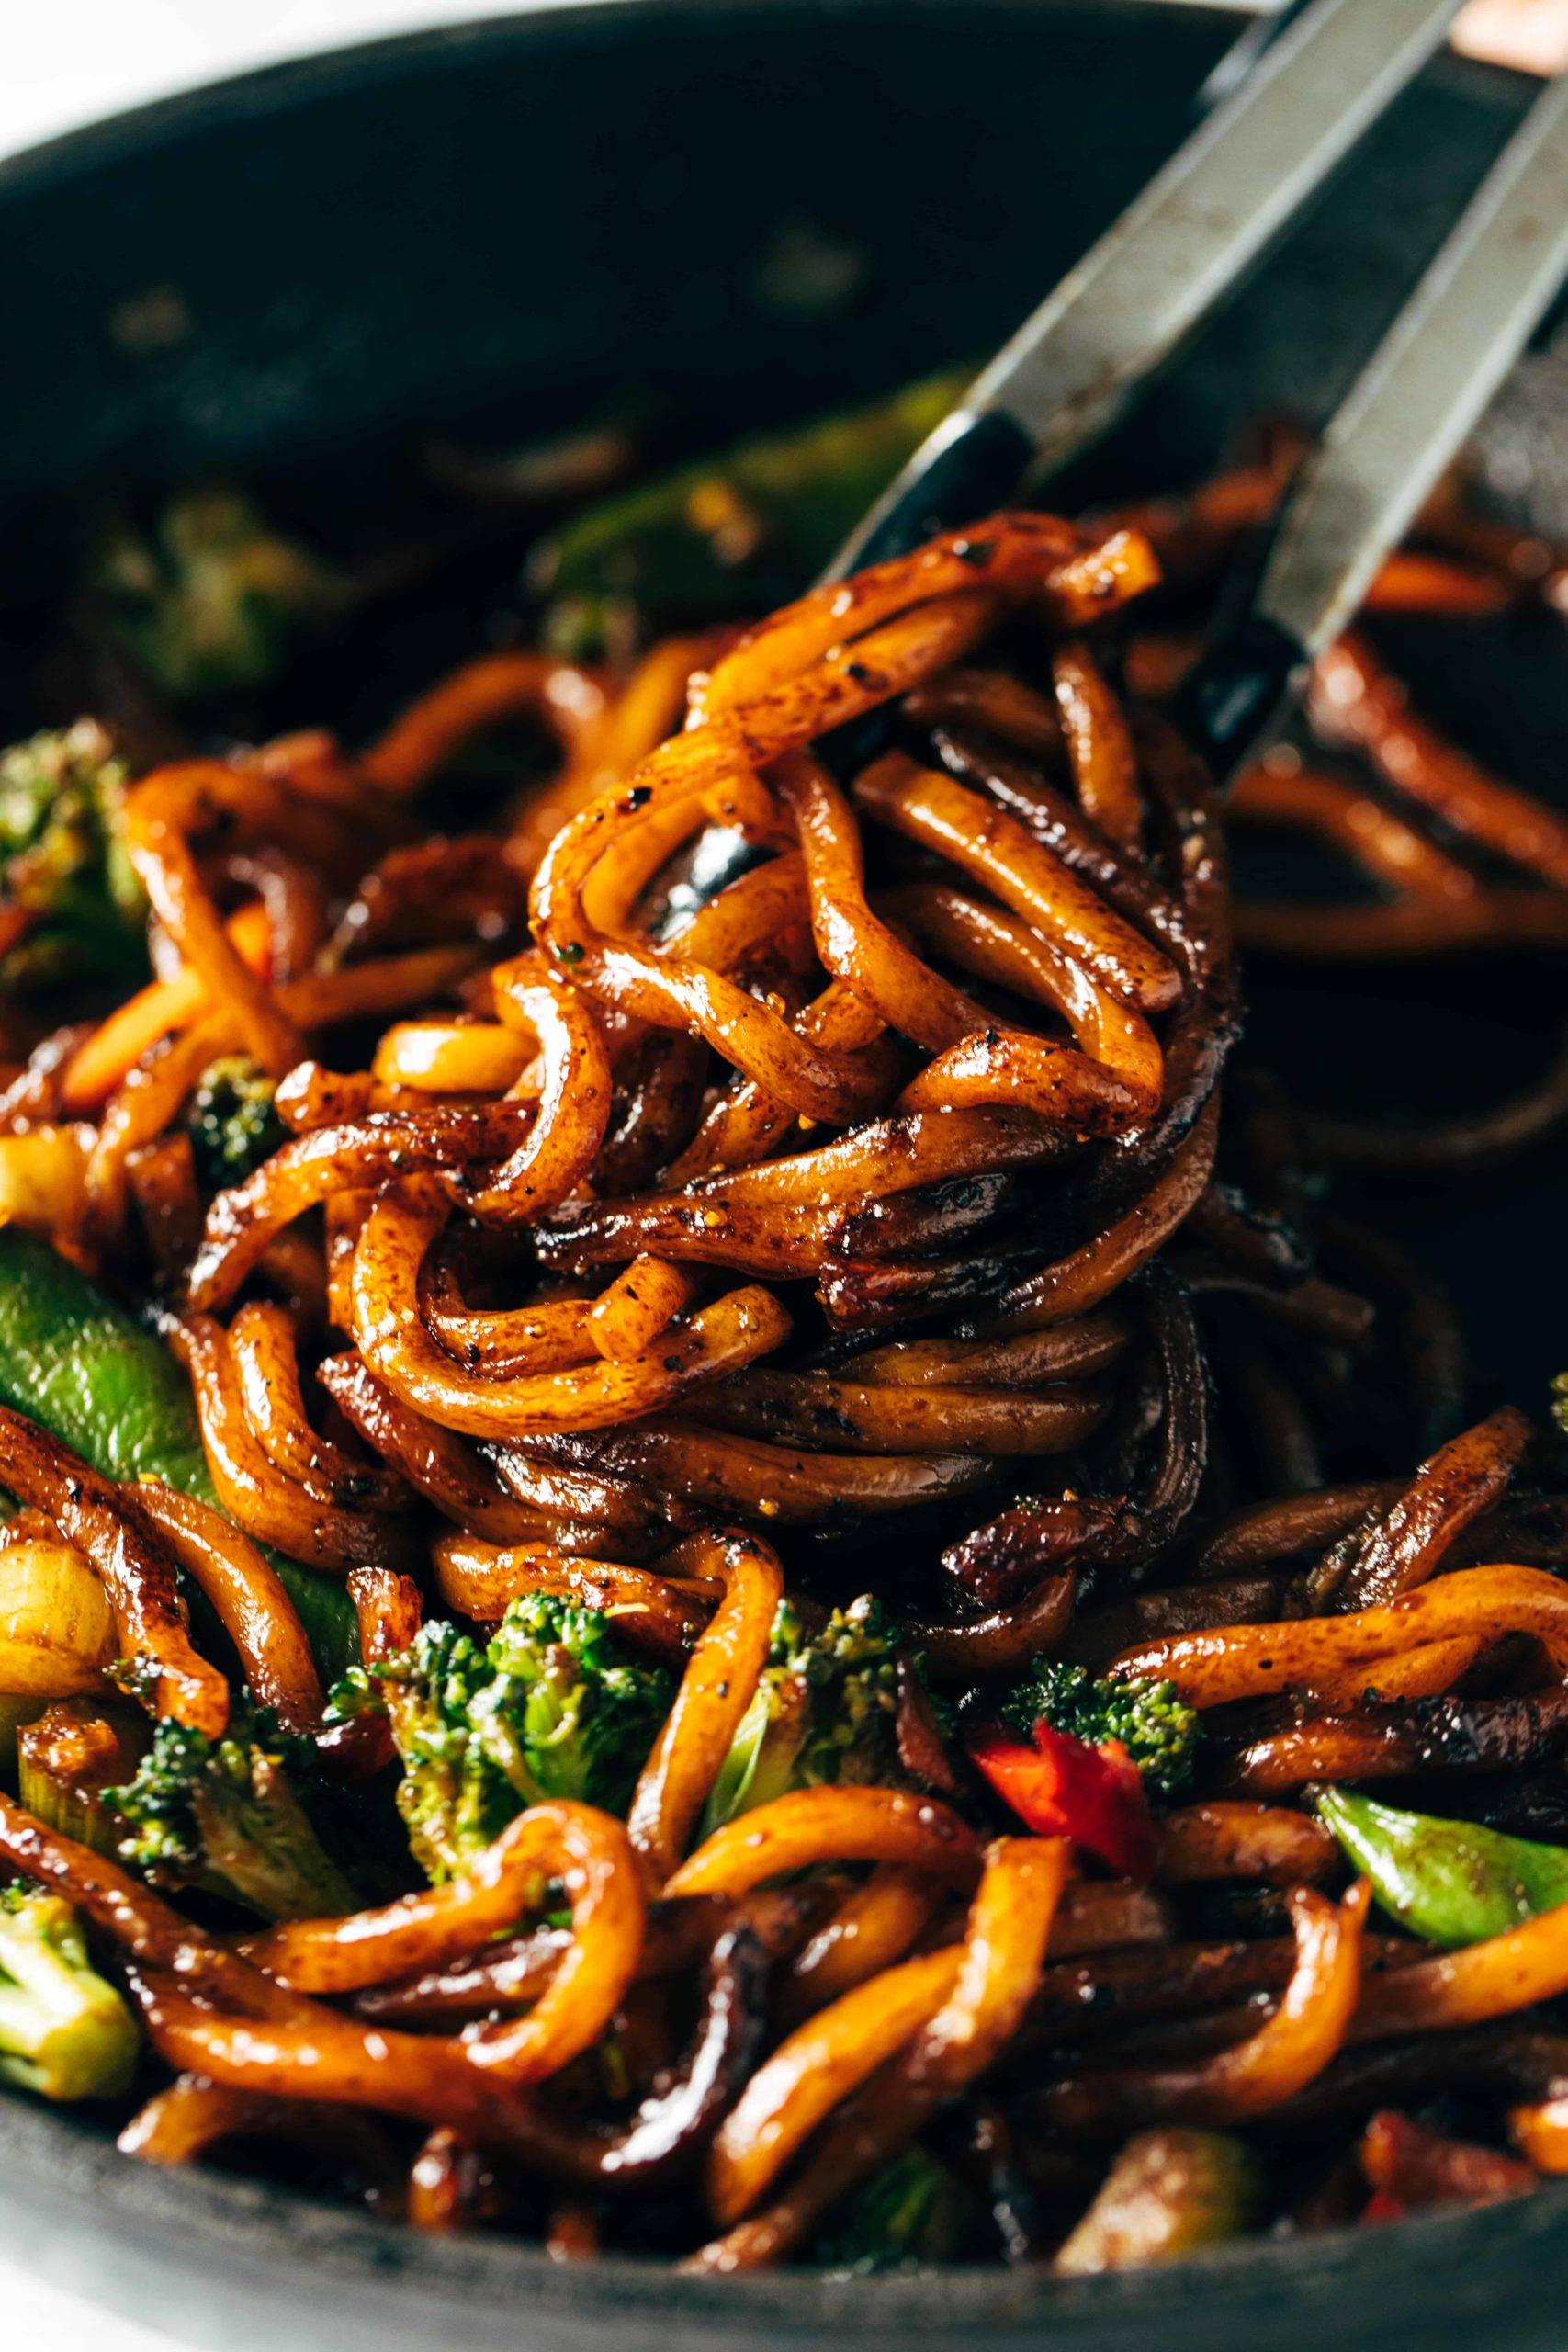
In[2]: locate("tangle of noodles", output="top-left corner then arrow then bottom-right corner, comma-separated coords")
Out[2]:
0,420 -> 1565,2278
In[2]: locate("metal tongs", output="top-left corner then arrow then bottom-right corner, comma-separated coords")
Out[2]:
827,0 -> 1568,776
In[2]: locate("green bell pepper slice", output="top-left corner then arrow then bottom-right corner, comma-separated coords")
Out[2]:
0,1227 -> 355,1679
532,368 -> 971,653
1317,1785 -> 1568,1948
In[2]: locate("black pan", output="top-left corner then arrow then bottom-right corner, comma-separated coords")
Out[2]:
0,4 -> 1565,2345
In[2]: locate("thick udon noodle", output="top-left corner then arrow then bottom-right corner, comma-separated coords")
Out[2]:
0,436 -> 1566,2267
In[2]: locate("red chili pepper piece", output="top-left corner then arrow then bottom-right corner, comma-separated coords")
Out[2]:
1358,2109 -> 1535,2222
967,1721 -> 1158,1878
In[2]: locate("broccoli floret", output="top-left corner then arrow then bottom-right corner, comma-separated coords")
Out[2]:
999,1662 -> 1201,1801
328,1619 -> 495,1883
1551,1372 -> 1567,1438
814,2146 -> 973,2273
0,721 -> 146,989
328,1595 -> 672,1883
0,1883 -> 139,2101
701,1596 -> 910,1837
106,1702 -> 356,1921
477,1593 -> 671,1812
186,1056 -> 284,1190
90,484 -> 347,699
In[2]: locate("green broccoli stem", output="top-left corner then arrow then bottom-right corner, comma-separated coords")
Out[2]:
0,1228 -> 355,1679
108,1713 -> 357,1922
17,1698 -> 146,1856
186,1750 -> 356,1919
0,1884 -> 140,2101
701,1662 -> 810,1832
1054,2130 -> 1260,2272
699,1597 -> 908,1840
17,1745 -> 116,1853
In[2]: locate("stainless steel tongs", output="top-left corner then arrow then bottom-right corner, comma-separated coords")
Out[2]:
825,0 -> 1568,775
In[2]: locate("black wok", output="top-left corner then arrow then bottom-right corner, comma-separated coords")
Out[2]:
0,5 -> 1564,2344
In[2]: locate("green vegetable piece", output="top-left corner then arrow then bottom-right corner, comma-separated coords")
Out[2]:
16,1698 -> 146,1858
1316,1786 -> 1568,1948
814,2146 -> 972,2272
1054,2128 -> 1260,2274
999,1660 -> 1201,1801
700,1595 -> 909,1838
107,1703 -> 356,1922
0,721 -> 146,990
330,1593 -> 672,1883
0,1227 -> 355,1678
531,369 -> 970,654
90,484 -> 347,699
1551,1371 -> 1568,1440
186,1056 -> 284,1191
17,1743 -> 116,1855
0,1882 -> 139,2101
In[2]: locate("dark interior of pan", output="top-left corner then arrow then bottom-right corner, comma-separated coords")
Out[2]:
0,3 -> 1565,2346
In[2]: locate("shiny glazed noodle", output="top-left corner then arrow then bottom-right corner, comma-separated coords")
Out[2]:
0,437 -> 1565,2273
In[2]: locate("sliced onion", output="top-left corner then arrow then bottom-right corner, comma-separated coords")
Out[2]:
0,1536 -> 116,1698
0,1125 -> 92,1246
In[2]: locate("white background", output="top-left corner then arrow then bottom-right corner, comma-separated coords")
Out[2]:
0,0 -> 614,163
1,0 -> 1562,2346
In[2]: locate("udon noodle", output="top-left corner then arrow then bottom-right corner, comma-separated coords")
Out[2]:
0,416 -> 1564,2272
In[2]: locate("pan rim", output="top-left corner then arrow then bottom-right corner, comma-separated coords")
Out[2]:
0,0 -> 1533,191
5,2077 -> 1568,2325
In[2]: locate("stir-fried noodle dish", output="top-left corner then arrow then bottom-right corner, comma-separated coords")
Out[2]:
0,383 -> 1566,2273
